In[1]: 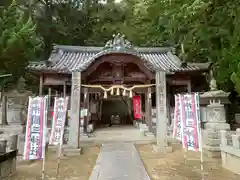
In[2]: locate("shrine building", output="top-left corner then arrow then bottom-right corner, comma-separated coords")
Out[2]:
28,34 -> 209,148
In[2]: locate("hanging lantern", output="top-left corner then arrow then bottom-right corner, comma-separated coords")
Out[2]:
122,89 -> 126,96
104,91 -> 107,99
116,88 -> 120,96
129,90 -> 133,98
110,88 -> 114,95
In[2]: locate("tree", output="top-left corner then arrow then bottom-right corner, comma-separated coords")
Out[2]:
0,0 -> 42,90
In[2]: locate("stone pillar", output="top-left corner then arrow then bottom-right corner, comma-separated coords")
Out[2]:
0,139 -> 7,153
9,134 -> 18,151
203,100 -> 230,157
154,71 -> 172,152
1,95 -> 7,125
68,71 -> 81,148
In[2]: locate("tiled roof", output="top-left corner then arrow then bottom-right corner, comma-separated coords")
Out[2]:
28,34 -> 209,74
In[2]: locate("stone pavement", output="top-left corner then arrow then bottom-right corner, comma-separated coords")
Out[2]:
89,143 -> 151,180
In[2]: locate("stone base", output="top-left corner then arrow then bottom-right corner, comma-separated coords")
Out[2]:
167,137 -> 181,144
62,147 -> 83,156
202,123 -> 230,158
152,144 -> 173,153
203,147 -> 221,158
144,131 -> 155,137
205,122 -> 230,130
49,145 -> 83,156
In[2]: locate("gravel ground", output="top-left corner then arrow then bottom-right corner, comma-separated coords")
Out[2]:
136,143 -> 240,180
12,146 -> 100,180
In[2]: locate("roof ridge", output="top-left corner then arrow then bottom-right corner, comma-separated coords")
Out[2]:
53,44 -> 172,53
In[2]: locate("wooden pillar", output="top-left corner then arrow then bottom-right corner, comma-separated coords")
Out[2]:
167,84 -> 171,125
83,88 -> 89,134
48,87 -> 51,107
69,71 -> 81,148
155,71 -> 169,151
39,75 -> 43,95
144,92 -> 148,124
63,82 -> 67,97
147,87 -> 152,132
187,80 -> 191,93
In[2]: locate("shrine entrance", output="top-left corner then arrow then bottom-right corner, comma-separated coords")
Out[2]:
75,34 -> 154,132
80,52 -> 154,131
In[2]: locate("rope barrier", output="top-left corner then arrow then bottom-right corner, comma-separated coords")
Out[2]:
81,84 -> 155,98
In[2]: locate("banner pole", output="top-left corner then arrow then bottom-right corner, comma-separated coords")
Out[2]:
183,148 -> 187,164
55,97 -> 68,176
56,143 -> 62,176
196,93 -> 204,179
42,156 -> 46,180
199,118 -> 204,180
42,96 -> 48,180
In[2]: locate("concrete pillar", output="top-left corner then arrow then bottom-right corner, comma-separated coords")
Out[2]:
154,71 -> 172,152
68,71 -> 81,148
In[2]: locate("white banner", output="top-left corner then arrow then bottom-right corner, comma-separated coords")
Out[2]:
172,94 -> 182,141
49,97 -> 69,145
23,96 -> 48,160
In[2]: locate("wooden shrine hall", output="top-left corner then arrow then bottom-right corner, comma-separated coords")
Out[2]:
28,33 -> 209,149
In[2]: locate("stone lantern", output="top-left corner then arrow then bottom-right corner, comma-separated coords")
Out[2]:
200,75 -> 230,158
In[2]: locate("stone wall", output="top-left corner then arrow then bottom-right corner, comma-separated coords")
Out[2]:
220,129 -> 240,175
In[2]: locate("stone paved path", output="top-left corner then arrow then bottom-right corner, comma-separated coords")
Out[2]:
89,143 -> 151,180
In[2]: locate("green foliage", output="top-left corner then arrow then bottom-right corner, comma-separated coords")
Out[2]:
2,0 -> 240,93
0,0 -> 42,89
121,0 -> 240,92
